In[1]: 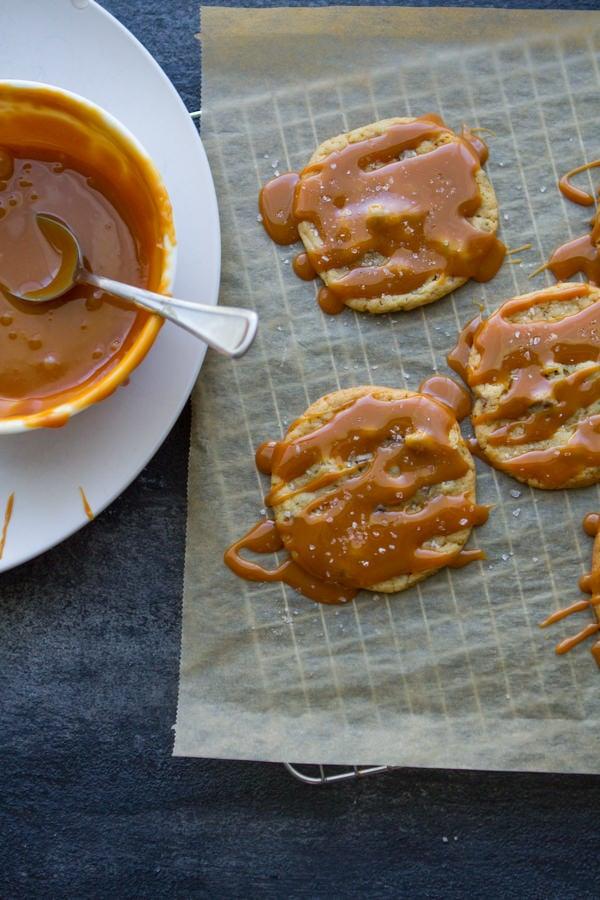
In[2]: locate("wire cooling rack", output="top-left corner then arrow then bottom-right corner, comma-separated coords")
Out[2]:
284,762 -> 395,784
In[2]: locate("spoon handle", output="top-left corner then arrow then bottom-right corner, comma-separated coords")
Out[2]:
83,273 -> 258,358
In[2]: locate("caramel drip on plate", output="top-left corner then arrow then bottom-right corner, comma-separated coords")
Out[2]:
225,393 -> 488,604
258,115 -> 504,313
79,486 -> 94,521
418,374 -> 472,421
0,492 -> 14,560
449,283 -> 600,488
540,512 -> 600,665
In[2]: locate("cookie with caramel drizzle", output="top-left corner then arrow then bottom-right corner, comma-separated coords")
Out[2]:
449,282 -> 600,490
259,115 -> 504,315
225,383 -> 489,605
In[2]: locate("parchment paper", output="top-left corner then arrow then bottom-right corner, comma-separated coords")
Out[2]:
175,6 -> 600,770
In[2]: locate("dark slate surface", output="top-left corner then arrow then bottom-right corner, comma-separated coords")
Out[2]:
2,1 -> 600,897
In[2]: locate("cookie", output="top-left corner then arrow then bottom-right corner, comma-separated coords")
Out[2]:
450,282 -> 600,490
228,384 -> 484,605
294,115 -> 503,314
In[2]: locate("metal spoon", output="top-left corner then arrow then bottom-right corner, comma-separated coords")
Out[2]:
10,214 -> 257,358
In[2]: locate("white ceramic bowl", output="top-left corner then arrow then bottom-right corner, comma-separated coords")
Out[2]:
0,79 -> 176,433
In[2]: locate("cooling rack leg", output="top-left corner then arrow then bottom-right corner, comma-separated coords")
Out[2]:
283,762 -> 396,784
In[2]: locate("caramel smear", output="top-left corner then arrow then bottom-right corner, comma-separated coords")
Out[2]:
544,160 -> 600,285
225,392 -> 488,604
449,283 -> 600,489
0,492 -> 14,560
258,114 -> 505,313
540,511 -> 600,666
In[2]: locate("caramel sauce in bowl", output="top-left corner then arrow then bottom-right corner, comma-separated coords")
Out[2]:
0,81 -> 176,432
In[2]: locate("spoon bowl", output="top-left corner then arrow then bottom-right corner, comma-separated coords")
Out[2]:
13,214 -> 81,302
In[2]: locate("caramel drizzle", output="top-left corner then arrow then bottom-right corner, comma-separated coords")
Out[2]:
317,286 -> 346,316
539,512 -> 600,666
446,314 -> 483,383
225,390 -> 488,605
292,252 -> 317,281
0,492 -> 14,560
447,547 -> 486,568
459,126 -> 489,166
449,283 -> 600,488
258,114 -> 504,313
558,160 -> 600,207
543,160 -> 600,285
224,519 -> 356,605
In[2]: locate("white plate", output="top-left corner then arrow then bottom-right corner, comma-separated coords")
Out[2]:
0,0 -> 220,571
